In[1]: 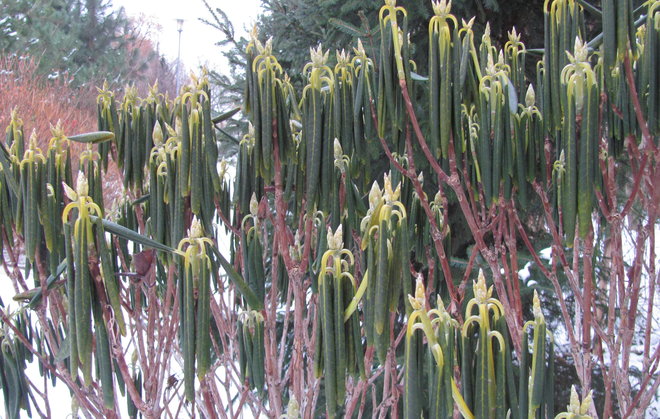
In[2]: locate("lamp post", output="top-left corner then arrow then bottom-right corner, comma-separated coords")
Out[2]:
175,18 -> 184,93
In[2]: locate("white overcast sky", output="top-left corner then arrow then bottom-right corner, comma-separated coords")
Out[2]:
112,0 -> 262,72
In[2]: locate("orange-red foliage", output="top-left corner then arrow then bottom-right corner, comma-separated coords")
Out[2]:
0,55 -> 97,150
0,51 -> 177,206
0,55 -> 125,205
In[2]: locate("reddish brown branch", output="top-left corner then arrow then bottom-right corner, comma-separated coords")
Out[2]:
623,52 -> 655,153
398,78 -> 523,350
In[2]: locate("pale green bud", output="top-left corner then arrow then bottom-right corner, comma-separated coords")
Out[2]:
432,0 -> 452,17
153,120 -> 164,146
75,171 -> 89,198
333,138 -> 343,162
532,290 -> 545,323
368,181 -> 382,210
525,84 -> 536,107
189,217 -> 204,239
250,193 -> 259,217
473,269 -> 489,303
327,225 -> 343,251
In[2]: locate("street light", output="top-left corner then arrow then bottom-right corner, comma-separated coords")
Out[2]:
175,18 -> 184,94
